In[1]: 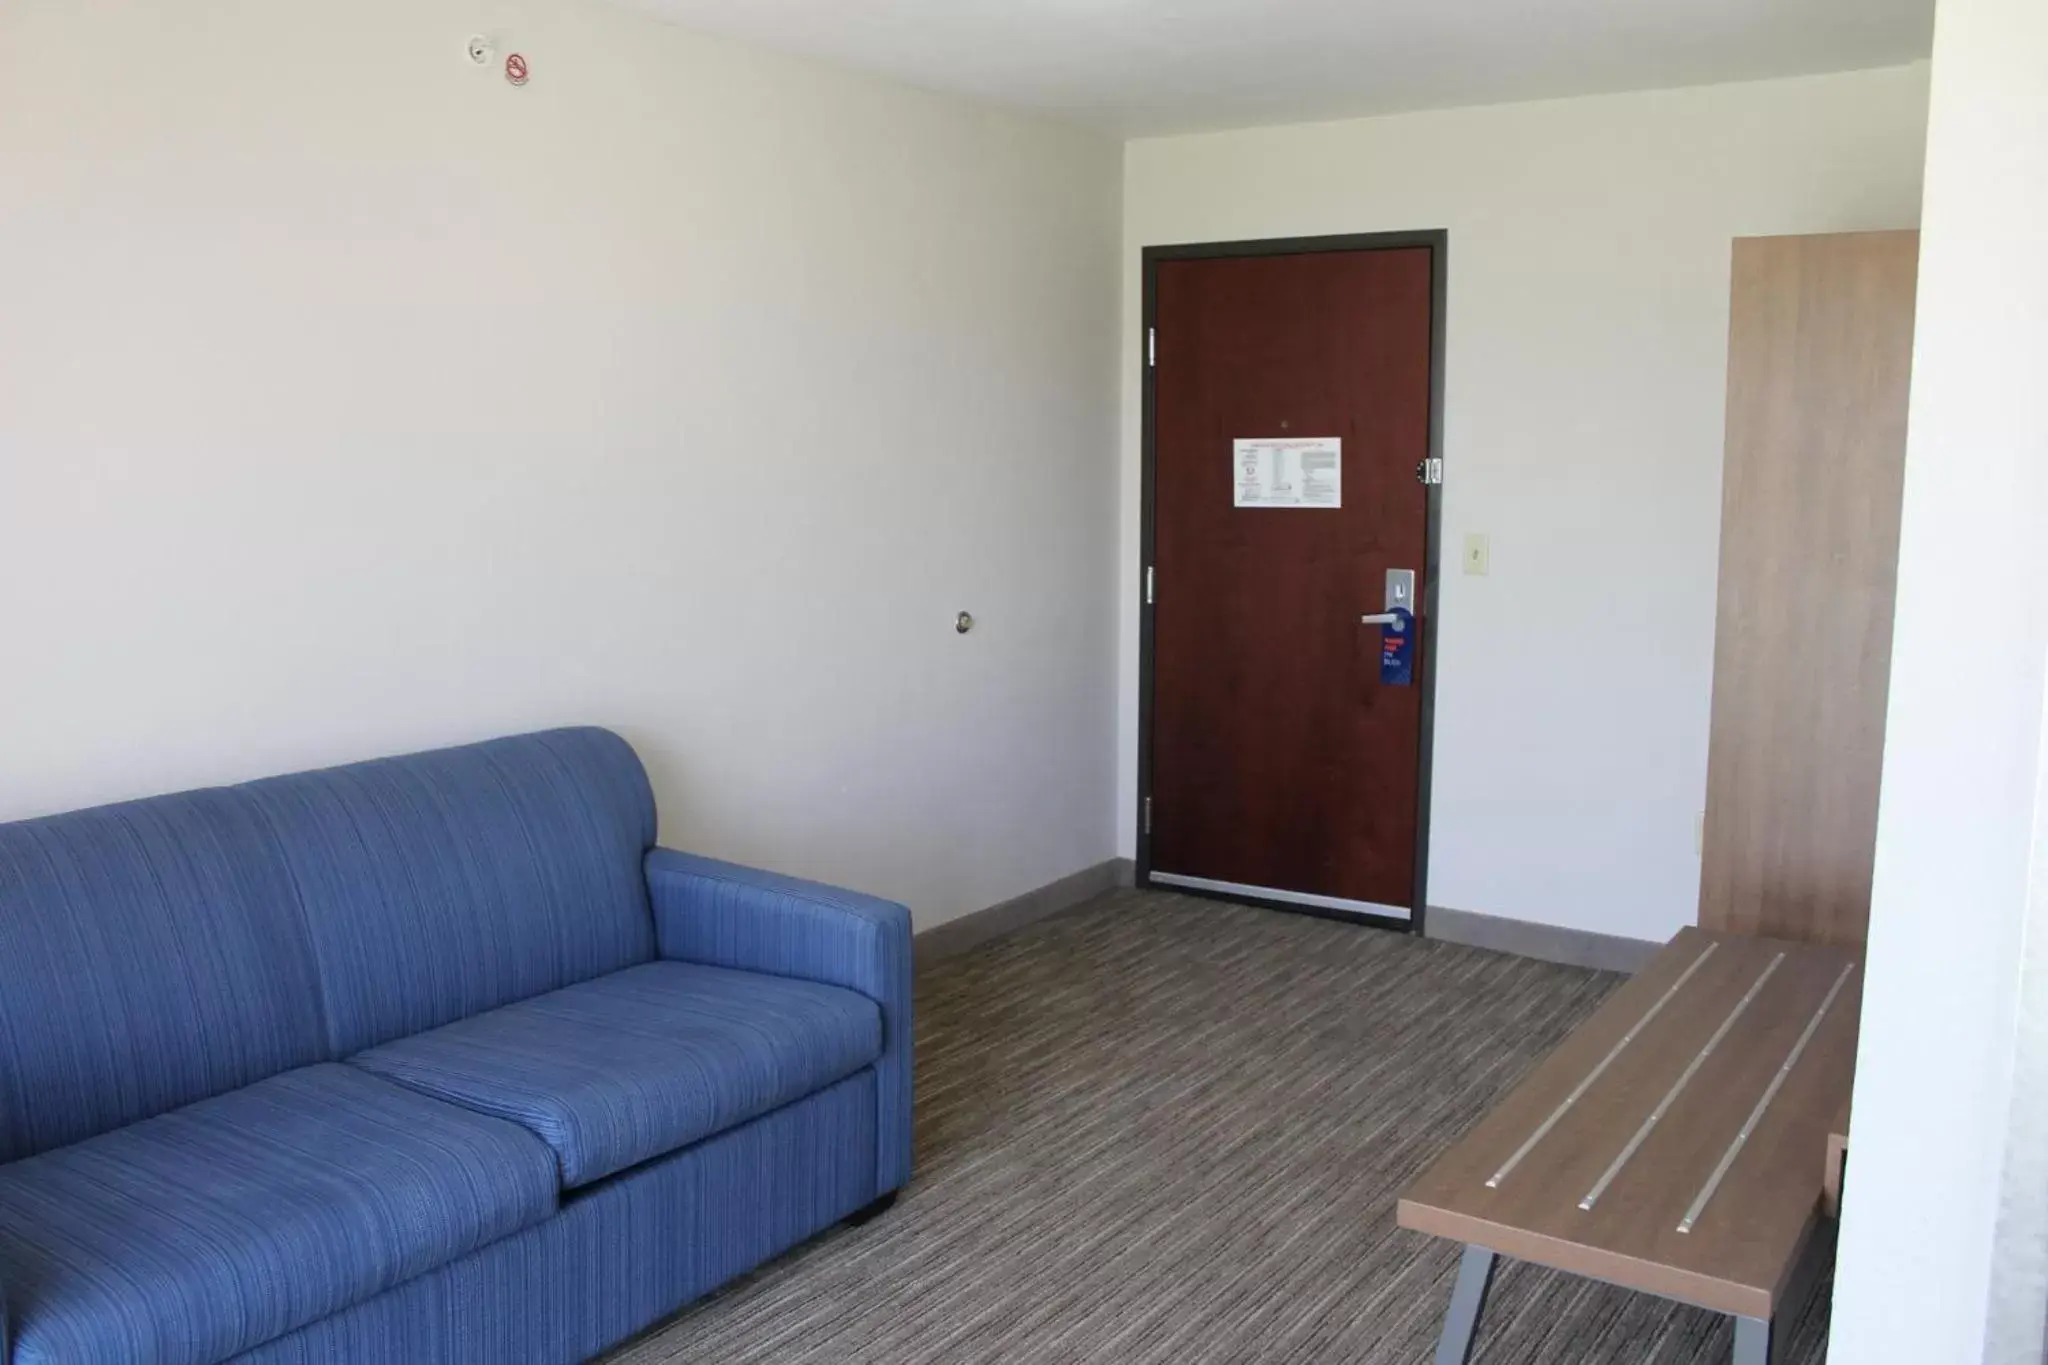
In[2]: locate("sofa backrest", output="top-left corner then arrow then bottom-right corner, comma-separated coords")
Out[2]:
0,788 -> 329,1162
242,728 -> 659,1055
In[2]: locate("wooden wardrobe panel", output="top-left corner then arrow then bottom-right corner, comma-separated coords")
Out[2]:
1699,231 -> 1919,947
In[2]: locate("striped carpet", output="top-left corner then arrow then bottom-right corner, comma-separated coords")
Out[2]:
608,889 -> 1833,1363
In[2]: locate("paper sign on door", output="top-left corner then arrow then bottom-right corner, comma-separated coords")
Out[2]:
1233,437 -> 1342,508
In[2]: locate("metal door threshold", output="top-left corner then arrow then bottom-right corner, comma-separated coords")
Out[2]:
1149,871 -> 1412,923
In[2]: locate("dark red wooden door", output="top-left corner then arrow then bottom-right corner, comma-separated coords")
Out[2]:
1147,246 -> 1434,919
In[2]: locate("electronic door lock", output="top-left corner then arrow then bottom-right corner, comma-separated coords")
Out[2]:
1384,568 -> 1415,613
1366,569 -> 1417,627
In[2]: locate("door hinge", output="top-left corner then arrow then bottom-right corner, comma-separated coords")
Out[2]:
1145,565 -> 1155,605
1143,796 -> 1153,836
1416,457 -> 1444,486
1147,328 -> 1156,368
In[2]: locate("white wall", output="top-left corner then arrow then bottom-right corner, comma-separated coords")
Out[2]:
1119,67 -> 1930,941
1831,0 -> 2048,1357
0,0 -> 1122,927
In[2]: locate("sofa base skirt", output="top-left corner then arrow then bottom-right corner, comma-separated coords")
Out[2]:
232,1068 -> 881,1365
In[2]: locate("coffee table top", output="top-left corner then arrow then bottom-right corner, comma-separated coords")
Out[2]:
1398,927 -> 1860,1320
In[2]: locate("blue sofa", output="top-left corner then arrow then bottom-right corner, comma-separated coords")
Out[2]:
0,728 -> 912,1365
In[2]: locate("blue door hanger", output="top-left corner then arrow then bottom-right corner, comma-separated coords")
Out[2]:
1379,606 -> 1415,687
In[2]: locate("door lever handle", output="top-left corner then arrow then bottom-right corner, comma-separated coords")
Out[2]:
1360,612 -> 1404,626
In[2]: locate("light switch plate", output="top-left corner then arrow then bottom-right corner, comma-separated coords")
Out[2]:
1463,533 -> 1490,576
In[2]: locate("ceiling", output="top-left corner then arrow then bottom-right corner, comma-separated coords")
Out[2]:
621,0 -> 1935,136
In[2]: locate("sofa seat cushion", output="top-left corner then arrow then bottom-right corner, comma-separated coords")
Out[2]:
0,1064 -> 558,1365
350,961 -> 884,1188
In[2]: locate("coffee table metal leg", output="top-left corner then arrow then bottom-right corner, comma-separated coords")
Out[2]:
1734,1314 -> 1771,1365
1433,1245 -> 1499,1365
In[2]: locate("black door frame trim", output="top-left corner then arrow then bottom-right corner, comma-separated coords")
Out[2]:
1136,229 -> 1449,936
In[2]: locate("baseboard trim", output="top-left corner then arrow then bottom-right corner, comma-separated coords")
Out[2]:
915,859 -> 1128,964
1425,905 -> 1661,974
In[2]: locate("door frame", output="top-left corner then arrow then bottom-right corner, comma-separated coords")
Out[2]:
1136,229 -> 1448,934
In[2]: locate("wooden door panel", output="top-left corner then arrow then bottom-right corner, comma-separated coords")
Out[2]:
1149,247 -> 1434,908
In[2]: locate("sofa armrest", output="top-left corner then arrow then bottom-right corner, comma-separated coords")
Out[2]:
643,848 -> 912,1195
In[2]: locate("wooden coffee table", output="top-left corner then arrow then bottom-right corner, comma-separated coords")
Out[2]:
1398,927 -> 1860,1364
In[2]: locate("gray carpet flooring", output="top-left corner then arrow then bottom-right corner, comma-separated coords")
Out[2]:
608,889 -> 1832,1363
